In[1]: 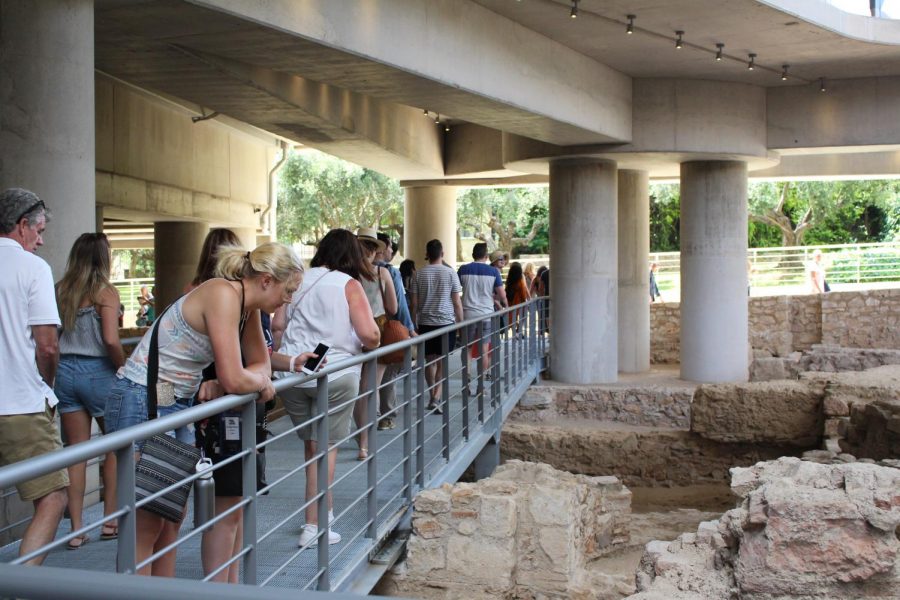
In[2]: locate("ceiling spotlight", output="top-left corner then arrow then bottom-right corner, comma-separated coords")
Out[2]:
626,14 -> 635,34
819,77 -> 826,92
781,64 -> 789,80
570,0 -> 578,19
675,31 -> 684,49
715,43 -> 724,61
747,53 -> 756,70
423,109 -> 429,116
445,124 -> 451,132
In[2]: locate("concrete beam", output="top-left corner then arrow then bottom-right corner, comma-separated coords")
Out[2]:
193,0 -> 632,146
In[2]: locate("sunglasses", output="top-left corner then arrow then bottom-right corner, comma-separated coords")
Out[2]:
15,200 -> 45,225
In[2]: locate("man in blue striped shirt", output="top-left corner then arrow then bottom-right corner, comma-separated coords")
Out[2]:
458,243 -> 507,375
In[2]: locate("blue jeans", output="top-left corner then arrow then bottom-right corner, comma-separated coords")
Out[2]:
55,355 -> 117,418
104,376 -> 195,450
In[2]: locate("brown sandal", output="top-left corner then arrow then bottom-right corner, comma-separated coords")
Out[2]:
67,534 -> 90,550
100,523 -> 118,540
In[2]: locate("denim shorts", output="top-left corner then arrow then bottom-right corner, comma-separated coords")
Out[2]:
104,376 -> 195,450
55,355 -> 117,418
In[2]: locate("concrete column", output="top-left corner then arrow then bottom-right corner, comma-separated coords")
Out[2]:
231,227 -> 258,251
549,159 -> 618,384
680,161 -> 749,382
617,170 -> 650,373
0,1 -> 95,277
154,222 -> 209,313
403,186 -> 457,268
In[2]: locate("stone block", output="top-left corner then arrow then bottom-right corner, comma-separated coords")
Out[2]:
691,380 -> 825,446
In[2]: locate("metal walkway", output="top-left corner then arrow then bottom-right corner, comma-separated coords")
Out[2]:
0,300 -> 546,598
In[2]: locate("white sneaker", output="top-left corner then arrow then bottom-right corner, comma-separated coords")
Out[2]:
298,524 -> 341,547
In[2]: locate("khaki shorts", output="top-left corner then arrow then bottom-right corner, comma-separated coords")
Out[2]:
0,402 -> 69,501
281,373 -> 359,444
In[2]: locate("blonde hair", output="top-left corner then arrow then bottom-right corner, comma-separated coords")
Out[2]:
56,233 -> 114,331
524,262 -> 536,277
215,242 -> 303,282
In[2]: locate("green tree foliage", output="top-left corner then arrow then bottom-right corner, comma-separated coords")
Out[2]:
649,183 -> 680,252
748,180 -> 900,246
457,187 -> 549,259
277,150 -> 403,245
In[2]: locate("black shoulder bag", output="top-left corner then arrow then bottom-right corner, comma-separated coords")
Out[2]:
134,301 -> 203,522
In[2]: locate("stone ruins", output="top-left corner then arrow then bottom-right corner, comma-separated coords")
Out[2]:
380,289 -> 899,599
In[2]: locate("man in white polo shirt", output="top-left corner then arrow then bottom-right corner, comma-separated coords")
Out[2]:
0,188 -> 68,565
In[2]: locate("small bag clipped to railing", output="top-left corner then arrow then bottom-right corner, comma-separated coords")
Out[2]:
134,301 -> 201,523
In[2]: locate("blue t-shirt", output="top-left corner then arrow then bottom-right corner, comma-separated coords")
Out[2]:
457,261 -> 503,317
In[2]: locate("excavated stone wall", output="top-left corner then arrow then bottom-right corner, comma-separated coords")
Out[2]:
651,289 -> 900,364
381,461 -> 633,599
630,457 -> 900,599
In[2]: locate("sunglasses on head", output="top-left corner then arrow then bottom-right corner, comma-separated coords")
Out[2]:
14,200 -> 45,225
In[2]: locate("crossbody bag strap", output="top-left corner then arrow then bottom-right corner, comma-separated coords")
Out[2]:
376,265 -> 393,321
147,299 -> 178,421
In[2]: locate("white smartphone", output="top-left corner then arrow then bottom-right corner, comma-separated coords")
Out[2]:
302,343 -> 331,374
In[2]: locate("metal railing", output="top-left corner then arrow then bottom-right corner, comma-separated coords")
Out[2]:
0,297 -> 548,597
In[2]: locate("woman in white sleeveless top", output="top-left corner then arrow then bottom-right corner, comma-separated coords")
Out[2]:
272,229 -> 379,548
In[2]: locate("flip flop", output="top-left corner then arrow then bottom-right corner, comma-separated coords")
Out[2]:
67,534 -> 90,550
100,523 -> 118,540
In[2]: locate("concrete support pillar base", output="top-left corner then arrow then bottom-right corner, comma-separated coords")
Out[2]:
154,221 -> 209,313
680,161 -> 749,382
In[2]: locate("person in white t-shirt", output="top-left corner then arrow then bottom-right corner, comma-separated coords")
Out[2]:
0,188 -> 69,565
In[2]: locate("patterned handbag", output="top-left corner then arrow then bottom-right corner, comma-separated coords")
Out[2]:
134,302 -> 201,522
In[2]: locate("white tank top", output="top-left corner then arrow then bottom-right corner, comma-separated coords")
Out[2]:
277,267 -> 363,387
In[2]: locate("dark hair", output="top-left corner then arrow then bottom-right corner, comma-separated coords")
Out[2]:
192,228 -> 242,286
425,239 -> 443,261
505,261 -> 524,299
399,259 -> 416,290
391,241 -> 398,255
377,232 -> 392,248
311,229 -> 374,281
472,242 -> 488,260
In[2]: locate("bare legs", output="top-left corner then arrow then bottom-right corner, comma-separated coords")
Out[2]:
19,489 -> 67,565
303,440 -> 337,525
201,496 -> 243,583
61,411 -> 116,542
355,362 -> 386,457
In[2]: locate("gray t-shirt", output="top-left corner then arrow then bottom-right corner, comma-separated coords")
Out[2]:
412,264 -> 462,326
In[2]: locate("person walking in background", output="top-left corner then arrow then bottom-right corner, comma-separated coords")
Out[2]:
458,243 -> 507,378
54,233 -> 124,548
808,249 -> 829,294
523,262 -> 536,291
505,261 -> 530,335
399,259 -> 416,309
410,239 -> 462,414
649,262 -> 661,302
376,232 -> 415,431
272,229 -> 380,548
355,227 -> 397,457
104,242 -> 296,576
0,188 -> 68,566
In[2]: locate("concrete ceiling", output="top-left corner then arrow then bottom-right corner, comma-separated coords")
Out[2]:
472,0 -> 900,83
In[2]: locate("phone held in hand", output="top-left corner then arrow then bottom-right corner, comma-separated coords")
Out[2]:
302,343 -> 331,374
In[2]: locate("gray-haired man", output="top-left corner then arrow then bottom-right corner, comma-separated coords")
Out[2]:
0,188 -> 68,564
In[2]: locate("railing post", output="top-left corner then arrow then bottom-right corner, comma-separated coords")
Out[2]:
460,323 -> 470,442
415,340 -> 426,488
529,300 -> 540,382
240,397 -> 258,584
476,321 -> 485,423
402,347 -> 414,504
491,315 -> 501,411
366,356 -> 379,539
115,445 -> 136,574
315,376 -> 331,591
440,332 -> 451,461
503,310 -> 511,395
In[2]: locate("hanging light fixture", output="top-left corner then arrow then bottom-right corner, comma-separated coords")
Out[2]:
675,31 -> 684,49
626,14 -> 635,34
819,77 -> 826,92
570,0 -> 578,18
434,113 -> 441,124
747,53 -> 756,70
781,64 -> 789,80
715,43 -> 724,61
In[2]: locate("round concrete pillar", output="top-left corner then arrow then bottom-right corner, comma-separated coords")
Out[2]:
403,186 -> 457,268
230,227 -> 258,251
0,1 -> 95,276
617,170 -> 650,373
680,161 -> 749,382
154,222 -> 209,313
549,160 -> 618,384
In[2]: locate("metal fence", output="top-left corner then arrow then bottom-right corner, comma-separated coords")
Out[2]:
0,298 -> 548,597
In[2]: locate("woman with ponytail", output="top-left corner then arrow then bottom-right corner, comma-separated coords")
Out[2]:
104,241 -> 311,577
54,233 -> 124,548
